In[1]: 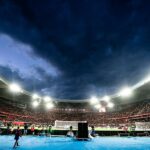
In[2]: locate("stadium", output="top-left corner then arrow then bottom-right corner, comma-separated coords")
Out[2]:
0,76 -> 150,149
1,0 -> 150,150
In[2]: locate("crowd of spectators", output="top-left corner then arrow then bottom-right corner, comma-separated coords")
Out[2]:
0,100 -> 150,128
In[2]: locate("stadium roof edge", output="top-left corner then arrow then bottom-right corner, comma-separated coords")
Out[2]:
53,99 -> 90,103
1,75 -> 150,103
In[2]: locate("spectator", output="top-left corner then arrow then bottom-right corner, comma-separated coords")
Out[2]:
24,123 -> 28,135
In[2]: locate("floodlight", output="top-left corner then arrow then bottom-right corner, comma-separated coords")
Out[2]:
44,96 -> 51,102
32,94 -> 39,100
94,104 -> 101,109
9,83 -> 22,93
119,87 -> 132,97
107,102 -> 114,108
143,76 -> 150,84
46,103 -> 54,109
103,96 -> 110,102
90,96 -> 99,105
100,107 -> 106,112
32,101 -> 39,107
133,76 -> 150,89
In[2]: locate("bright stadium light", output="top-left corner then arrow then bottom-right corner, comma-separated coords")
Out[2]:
133,76 -> 150,89
90,96 -> 99,105
103,96 -> 110,102
43,96 -> 52,102
32,101 -> 39,107
100,107 -> 106,112
119,87 -> 132,97
46,103 -> 54,109
142,76 -> 150,84
9,83 -> 22,93
95,104 -> 101,109
32,94 -> 39,100
107,102 -> 114,108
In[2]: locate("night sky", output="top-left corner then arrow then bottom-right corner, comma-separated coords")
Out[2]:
0,0 -> 150,99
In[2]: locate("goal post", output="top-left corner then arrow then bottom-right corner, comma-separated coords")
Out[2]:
135,122 -> 150,131
54,120 -> 87,130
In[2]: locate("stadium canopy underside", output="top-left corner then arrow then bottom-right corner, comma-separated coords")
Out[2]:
0,78 -> 150,106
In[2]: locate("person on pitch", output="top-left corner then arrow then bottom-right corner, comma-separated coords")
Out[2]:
13,127 -> 22,149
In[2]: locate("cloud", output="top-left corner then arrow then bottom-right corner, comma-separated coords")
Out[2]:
0,34 -> 60,80
0,0 -> 150,99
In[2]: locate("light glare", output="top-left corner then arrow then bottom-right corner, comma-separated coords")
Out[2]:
133,76 -> 150,89
107,102 -> 114,108
95,104 -> 101,109
90,96 -> 99,105
99,107 -> 106,112
9,83 -> 22,93
32,94 -> 39,100
119,87 -> 132,97
32,101 -> 39,107
103,96 -> 110,102
44,96 -> 51,102
46,103 -> 54,109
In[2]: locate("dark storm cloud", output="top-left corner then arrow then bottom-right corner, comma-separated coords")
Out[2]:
1,0 -> 150,99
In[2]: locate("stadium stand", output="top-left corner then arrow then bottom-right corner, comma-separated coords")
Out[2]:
0,79 -> 150,136
0,98 -> 149,127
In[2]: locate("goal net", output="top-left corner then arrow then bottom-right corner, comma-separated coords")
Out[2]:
135,122 -> 150,131
54,120 -> 87,129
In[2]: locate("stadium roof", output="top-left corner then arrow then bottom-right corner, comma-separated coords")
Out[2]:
0,77 -> 150,106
